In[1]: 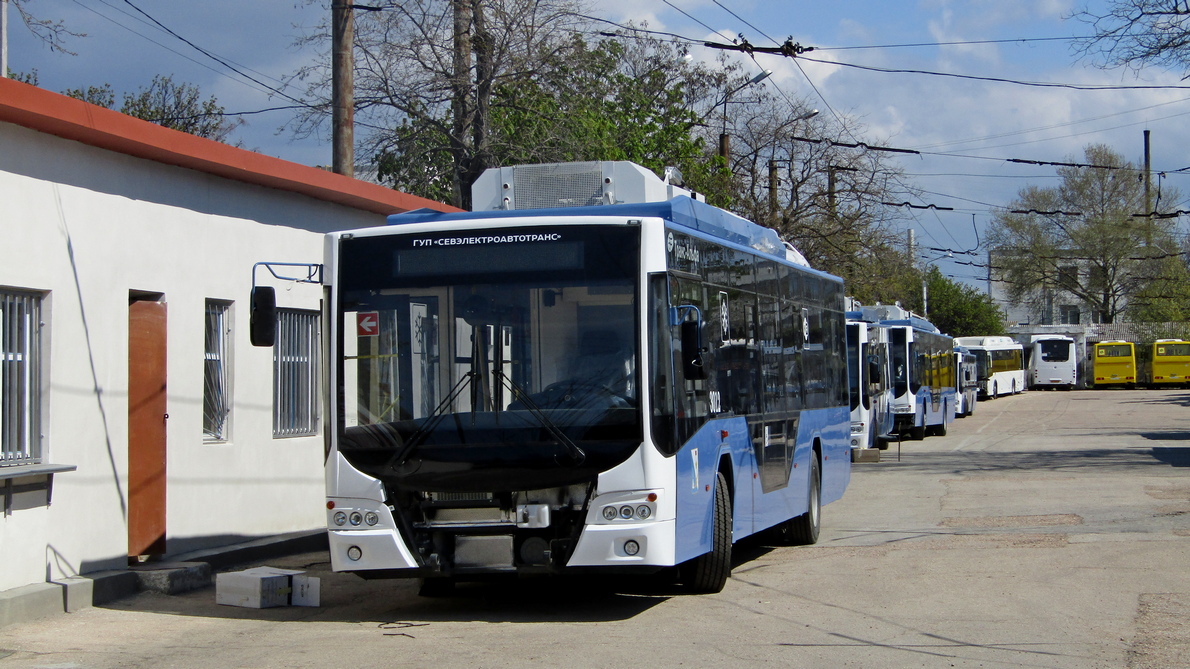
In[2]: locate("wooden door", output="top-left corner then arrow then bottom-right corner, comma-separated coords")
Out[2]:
128,299 -> 167,559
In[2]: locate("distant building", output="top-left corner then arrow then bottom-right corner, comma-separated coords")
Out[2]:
988,250 -> 1115,327
0,78 -> 455,620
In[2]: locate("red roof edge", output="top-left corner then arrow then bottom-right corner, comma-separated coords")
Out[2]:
0,78 -> 461,216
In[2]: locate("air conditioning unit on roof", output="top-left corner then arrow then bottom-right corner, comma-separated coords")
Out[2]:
471,161 -> 705,211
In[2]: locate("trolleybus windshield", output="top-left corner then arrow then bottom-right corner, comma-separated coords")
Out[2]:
335,224 -> 643,492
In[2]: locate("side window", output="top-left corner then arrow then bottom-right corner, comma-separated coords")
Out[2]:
274,309 -> 320,437
669,276 -> 712,443
1,288 -> 44,466
203,300 -> 232,442
759,297 -> 784,412
648,274 -> 676,453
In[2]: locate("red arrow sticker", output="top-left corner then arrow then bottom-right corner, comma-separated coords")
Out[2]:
357,311 -> 380,337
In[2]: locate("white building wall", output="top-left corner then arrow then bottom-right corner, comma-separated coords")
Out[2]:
1,121 -> 385,590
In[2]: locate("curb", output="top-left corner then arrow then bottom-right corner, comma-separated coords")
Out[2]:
0,530 -> 328,629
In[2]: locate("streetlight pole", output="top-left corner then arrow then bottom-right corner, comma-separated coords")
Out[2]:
718,69 -> 772,163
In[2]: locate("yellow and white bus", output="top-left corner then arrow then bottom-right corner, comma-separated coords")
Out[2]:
954,335 -> 1025,399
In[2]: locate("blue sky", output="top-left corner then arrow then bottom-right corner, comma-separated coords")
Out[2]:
7,1 -> 1190,285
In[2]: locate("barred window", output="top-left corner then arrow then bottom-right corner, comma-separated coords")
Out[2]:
203,300 -> 232,441
274,309 -> 319,437
2,289 -> 43,466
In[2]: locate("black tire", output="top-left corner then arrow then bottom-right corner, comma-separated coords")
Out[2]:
785,455 -> 821,545
910,418 -> 926,441
933,417 -> 947,437
682,471 -> 732,593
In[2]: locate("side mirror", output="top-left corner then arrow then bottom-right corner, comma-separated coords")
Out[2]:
250,286 -> 277,347
680,319 -> 708,380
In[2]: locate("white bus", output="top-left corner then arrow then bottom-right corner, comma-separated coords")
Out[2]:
857,305 -> 955,440
954,336 -> 1025,398
252,162 -> 851,594
1027,335 -> 1077,390
954,346 -> 978,416
846,315 -> 893,451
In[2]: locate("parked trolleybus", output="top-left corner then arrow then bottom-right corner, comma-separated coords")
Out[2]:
953,335 -> 1025,398
954,346 -> 978,416
845,313 -> 893,451
1149,339 -> 1190,387
1028,335 -> 1077,390
1093,340 -> 1136,387
856,305 -> 955,440
251,162 -> 851,594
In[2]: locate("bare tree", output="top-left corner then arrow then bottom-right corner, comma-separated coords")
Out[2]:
725,95 -> 915,292
9,0 -> 84,55
291,0 -> 587,208
1074,0 -> 1190,73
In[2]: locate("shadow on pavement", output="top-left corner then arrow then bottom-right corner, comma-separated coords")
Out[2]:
97,534 -> 789,625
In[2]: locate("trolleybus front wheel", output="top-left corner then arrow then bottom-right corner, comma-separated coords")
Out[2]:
681,471 -> 732,593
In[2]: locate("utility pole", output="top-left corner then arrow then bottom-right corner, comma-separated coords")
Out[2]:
450,0 -> 473,208
1143,129 -> 1152,245
768,160 -> 779,219
331,0 -> 354,177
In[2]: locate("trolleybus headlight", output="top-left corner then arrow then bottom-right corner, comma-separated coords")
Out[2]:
349,512 -> 363,526
619,505 -> 634,519
636,505 -> 652,519
346,546 -> 363,561
623,540 -> 640,556
602,506 -> 618,521
333,511 -> 348,526
364,511 -> 379,526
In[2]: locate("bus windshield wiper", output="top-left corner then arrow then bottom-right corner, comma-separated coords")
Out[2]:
386,371 -> 476,471
494,369 -> 586,467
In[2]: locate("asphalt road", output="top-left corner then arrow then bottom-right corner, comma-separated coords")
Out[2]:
1,389 -> 1188,668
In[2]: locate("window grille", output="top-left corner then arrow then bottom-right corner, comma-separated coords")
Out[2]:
274,309 -> 319,437
203,300 -> 232,441
1,289 -> 42,466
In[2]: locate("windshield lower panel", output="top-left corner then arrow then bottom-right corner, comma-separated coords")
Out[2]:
336,224 -> 643,492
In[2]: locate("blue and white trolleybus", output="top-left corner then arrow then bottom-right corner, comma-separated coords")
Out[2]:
252,162 -> 851,594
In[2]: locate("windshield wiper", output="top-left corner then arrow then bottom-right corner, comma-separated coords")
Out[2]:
494,369 -> 586,467
386,371 -> 476,472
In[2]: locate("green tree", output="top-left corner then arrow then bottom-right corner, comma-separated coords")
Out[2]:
61,83 -> 115,108
374,34 -> 724,207
921,266 -> 1006,336
987,144 -> 1184,324
61,75 -> 242,142
1126,253 -> 1190,321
